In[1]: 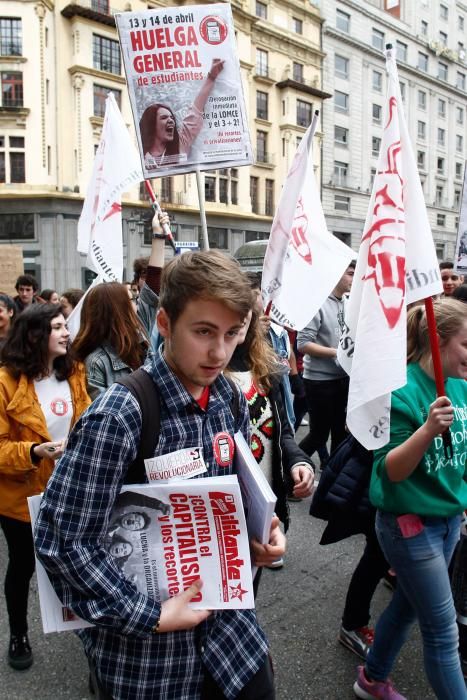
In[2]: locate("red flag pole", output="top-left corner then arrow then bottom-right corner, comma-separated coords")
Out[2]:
424,296 -> 453,458
144,180 -> 178,254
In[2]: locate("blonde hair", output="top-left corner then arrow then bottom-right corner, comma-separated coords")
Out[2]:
407,298 -> 467,364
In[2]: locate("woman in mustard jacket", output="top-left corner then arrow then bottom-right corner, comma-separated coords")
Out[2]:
0,304 -> 90,670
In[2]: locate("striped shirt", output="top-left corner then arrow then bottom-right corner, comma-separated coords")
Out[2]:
34,349 -> 269,700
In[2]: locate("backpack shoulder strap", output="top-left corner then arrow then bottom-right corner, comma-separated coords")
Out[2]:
115,368 -> 160,483
224,376 -> 240,430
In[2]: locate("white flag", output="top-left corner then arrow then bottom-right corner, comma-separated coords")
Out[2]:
78,93 -> 143,282
337,47 -> 443,450
261,114 -> 355,331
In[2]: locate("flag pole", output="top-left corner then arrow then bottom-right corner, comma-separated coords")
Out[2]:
143,180 -> 178,254
424,296 -> 453,458
195,167 -> 210,251
263,109 -> 320,320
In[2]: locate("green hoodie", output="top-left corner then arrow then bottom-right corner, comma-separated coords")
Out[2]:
370,363 -> 467,517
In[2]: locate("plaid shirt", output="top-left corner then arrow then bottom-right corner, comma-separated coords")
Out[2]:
35,349 -> 269,700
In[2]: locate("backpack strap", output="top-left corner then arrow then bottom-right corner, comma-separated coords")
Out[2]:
115,368 -> 160,484
225,376 -> 240,431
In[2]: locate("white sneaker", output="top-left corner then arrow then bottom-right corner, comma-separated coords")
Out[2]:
300,418 -> 309,426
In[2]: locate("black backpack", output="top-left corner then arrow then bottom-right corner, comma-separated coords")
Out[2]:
116,368 -> 240,484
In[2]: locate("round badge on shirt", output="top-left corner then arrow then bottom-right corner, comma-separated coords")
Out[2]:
50,398 -> 69,416
213,432 -> 234,468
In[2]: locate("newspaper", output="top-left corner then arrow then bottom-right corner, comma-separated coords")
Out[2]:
115,4 -> 252,178
234,432 -> 277,576
28,475 -> 255,633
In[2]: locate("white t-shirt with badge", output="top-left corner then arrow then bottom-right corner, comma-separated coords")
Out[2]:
34,374 -> 73,442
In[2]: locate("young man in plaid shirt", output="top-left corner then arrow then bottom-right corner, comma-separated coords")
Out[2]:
35,250 -> 284,700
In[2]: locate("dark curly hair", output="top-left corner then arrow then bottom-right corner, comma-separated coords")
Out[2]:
0,304 -> 74,380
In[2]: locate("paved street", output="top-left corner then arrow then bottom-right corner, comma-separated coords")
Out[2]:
0,494 -> 435,700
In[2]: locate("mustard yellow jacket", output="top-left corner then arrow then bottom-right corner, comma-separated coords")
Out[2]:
0,364 -> 90,522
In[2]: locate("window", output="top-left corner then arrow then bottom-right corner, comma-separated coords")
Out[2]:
436,242 -> 446,259
297,99 -> 312,127
335,55 -> 349,79
418,52 -> 428,72
92,0 -> 110,12
459,15 -> 465,31
456,162 -> 464,179
0,135 -> 25,184
418,90 -> 426,109
336,9 -> 350,33
438,128 -> 445,146
334,161 -> 348,186
256,91 -> 268,120
93,34 -> 120,74
231,169 -> 238,205
0,18 -> 21,56
438,98 -> 446,117
455,189 -> 461,208
0,213 -> 34,239
417,151 -> 425,169
334,195 -> 350,212
93,85 -> 121,117
208,227 -> 228,249
293,62 -> 304,83
256,130 -> 267,162
439,31 -> 448,46
255,1 -> 267,19
437,157 -> 445,174
421,19 -> 428,36
400,82 -> 406,101
372,136 -> 381,157
265,179 -> 274,216
256,48 -> 268,77
372,28 -> 384,51
372,70 -> 382,92
417,120 -> 426,139
335,91 -> 349,112
335,125 -> 349,146
205,176 -> 216,202
436,185 -> 444,205
1,72 -> 23,107
456,134 -> 464,152
437,213 -> 446,226
457,72 -> 466,90
438,62 -> 448,81
370,167 -> 376,188
396,41 -> 407,62
250,176 -> 259,214
219,173 -> 228,204
160,177 -> 172,203
440,4 -> 448,20
457,107 -> 464,124
292,17 -> 303,34
372,103 -> 382,123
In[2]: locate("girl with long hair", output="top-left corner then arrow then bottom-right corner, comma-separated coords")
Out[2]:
227,300 -> 314,580
353,298 -> 467,700
72,282 -> 149,399
0,304 -> 89,670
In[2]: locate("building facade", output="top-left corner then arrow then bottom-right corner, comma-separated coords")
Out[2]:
0,0 -> 326,290
320,0 -> 467,261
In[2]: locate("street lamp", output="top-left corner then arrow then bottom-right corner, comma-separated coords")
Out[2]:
127,212 -> 145,236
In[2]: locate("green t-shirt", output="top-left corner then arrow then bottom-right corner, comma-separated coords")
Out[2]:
370,363 -> 467,517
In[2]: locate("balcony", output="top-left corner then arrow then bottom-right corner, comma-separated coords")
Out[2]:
62,0 -> 117,27
276,71 -> 332,100
254,150 -> 275,167
254,66 -> 276,83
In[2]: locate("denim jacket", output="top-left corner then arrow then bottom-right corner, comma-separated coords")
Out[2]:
85,345 -> 131,400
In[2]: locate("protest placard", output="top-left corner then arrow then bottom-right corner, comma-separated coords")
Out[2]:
28,475 -> 254,633
116,4 -> 252,178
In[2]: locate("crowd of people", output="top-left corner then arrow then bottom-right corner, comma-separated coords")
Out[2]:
0,244 -> 466,700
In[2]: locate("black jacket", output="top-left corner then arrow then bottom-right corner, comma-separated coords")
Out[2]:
309,434 -> 373,544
